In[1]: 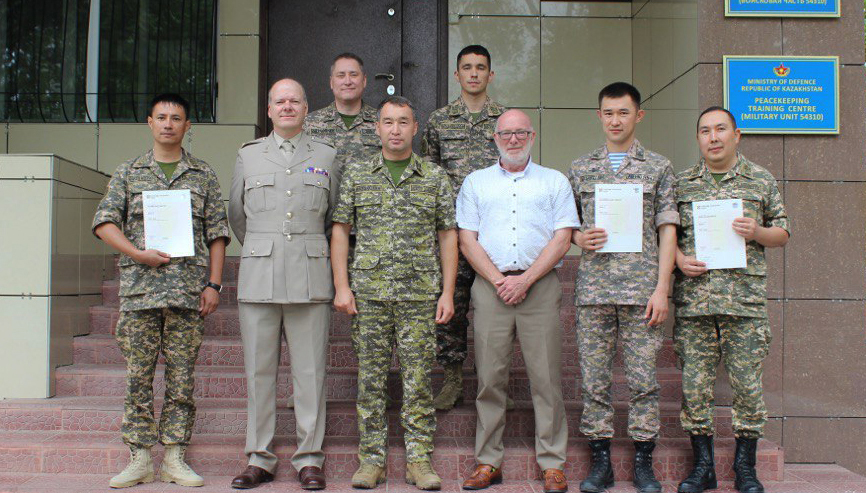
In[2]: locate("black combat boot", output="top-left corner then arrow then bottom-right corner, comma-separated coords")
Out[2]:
580,439 -> 614,492
733,437 -> 764,493
633,441 -> 662,493
677,435 -> 717,493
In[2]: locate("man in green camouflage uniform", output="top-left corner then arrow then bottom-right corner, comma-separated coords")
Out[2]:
93,94 -> 230,489
332,96 -> 458,490
568,83 -> 678,493
674,107 -> 789,493
421,45 -> 505,410
305,52 -> 381,169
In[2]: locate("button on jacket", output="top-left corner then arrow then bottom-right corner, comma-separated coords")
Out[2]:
229,132 -> 341,303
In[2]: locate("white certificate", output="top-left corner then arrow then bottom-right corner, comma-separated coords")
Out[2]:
692,199 -> 747,270
143,190 -> 195,258
594,183 -> 643,253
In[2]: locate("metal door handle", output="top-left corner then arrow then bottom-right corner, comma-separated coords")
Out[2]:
374,73 -> 395,81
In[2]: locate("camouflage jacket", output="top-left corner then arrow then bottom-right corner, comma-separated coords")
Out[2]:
304,101 -> 381,170
92,149 -> 230,311
674,153 -> 789,318
332,153 -> 456,301
421,96 -> 505,193
568,141 -> 680,306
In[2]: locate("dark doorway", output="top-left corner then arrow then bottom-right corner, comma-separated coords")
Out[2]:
266,0 -> 446,143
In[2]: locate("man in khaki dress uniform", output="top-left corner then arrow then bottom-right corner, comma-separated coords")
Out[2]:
228,79 -> 341,491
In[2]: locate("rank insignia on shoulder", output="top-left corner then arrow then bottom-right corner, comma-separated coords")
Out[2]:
305,166 -> 330,177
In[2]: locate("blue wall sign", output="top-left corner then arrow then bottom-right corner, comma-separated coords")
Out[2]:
723,56 -> 839,134
726,0 -> 839,17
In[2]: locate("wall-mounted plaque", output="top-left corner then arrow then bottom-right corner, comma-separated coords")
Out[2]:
723,56 -> 839,134
726,0 -> 839,17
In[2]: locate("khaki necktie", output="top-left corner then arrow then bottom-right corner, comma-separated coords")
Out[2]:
280,139 -> 295,162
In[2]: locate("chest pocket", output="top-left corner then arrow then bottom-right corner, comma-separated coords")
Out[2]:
440,130 -> 467,162
244,172 -> 276,213
676,183 -> 718,228
303,173 -> 331,212
355,185 -> 383,207
734,189 -> 765,224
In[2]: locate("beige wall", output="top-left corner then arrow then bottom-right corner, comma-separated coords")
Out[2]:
0,155 -> 110,398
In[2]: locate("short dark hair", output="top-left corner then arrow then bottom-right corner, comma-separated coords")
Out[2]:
377,95 -> 416,121
456,45 -> 491,69
598,82 -> 641,109
331,52 -> 365,74
149,93 -> 190,120
697,106 -> 738,130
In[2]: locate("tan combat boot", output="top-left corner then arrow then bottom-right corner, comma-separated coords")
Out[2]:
160,444 -> 204,487
109,446 -> 154,488
406,459 -> 442,490
352,463 -> 387,489
433,363 -> 463,410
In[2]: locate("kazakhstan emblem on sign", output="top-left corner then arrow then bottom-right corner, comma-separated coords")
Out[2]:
773,62 -> 790,77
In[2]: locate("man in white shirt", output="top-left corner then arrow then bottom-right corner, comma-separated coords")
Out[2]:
457,109 -> 579,493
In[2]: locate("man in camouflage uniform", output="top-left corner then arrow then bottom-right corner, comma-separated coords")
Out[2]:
567,82 -> 678,493
421,44 -> 505,410
674,107 -> 789,493
305,52 -> 381,169
331,96 -> 458,490
93,93 -> 230,489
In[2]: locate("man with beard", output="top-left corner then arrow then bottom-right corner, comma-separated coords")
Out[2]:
458,109 -> 578,493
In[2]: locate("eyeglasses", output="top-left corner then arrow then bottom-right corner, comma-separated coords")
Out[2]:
495,130 -> 533,141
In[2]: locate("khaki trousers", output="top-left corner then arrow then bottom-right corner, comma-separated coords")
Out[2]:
238,302 -> 329,472
471,271 -> 568,470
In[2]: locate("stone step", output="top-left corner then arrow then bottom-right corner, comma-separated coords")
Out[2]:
0,396 -> 738,440
53,364 -> 686,403
8,473 -> 866,493
73,333 -> 680,371
0,430 -> 783,481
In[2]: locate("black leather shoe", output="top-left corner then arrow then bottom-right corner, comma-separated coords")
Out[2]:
299,465 -> 326,490
231,465 -> 274,489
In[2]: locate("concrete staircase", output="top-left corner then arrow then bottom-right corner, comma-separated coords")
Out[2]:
0,257 -> 787,485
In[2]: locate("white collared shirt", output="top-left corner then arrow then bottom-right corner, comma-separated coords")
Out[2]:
456,159 -> 580,272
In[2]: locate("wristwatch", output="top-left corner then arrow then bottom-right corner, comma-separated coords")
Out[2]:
204,281 -> 222,293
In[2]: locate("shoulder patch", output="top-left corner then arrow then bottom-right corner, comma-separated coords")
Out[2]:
241,137 -> 267,148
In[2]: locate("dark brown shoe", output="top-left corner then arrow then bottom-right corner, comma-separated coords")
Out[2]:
231,465 -> 274,489
463,464 -> 502,490
543,468 -> 568,493
299,465 -> 326,490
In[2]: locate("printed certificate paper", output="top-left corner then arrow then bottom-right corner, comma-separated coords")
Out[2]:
594,184 -> 643,253
143,190 -> 195,257
692,199 -> 747,269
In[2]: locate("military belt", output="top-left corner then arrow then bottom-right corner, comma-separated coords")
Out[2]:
245,219 -> 324,235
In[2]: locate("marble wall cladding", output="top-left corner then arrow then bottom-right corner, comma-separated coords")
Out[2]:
1,123 -> 6,153
186,125 -> 258,200
784,417 -> 866,478
0,156 -> 109,398
219,0 -> 260,35
633,0 -> 698,100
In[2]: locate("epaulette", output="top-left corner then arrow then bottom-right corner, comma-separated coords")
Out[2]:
310,136 -> 335,148
240,137 -> 267,148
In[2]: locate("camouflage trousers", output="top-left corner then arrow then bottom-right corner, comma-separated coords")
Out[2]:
115,307 -> 204,448
352,299 -> 437,466
577,304 -> 663,440
675,315 -> 770,439
435,255 -> 474,366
